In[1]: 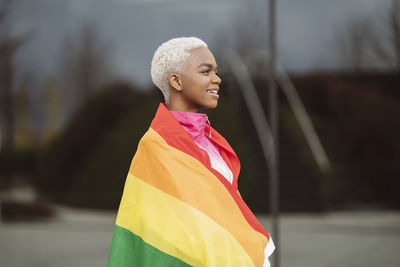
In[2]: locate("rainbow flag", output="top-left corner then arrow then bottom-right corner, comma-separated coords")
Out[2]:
108,104 -> 274,267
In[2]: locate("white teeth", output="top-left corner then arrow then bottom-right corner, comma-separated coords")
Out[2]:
208,90 -> 218,94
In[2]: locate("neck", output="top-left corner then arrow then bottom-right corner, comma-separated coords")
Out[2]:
167,102 -> 199,113
167,92 -> 200,113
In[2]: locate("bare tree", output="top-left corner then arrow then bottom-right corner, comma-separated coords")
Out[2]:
58,21 -> 114,112
213,3 -> 270,80
14,74 -> 34,146
0,0 -> 25,151
41,76 -> 64,140
333,16 -> 376,71
334,0 -> 400,71
390,0 -> 400,69
213,1 -> 266,54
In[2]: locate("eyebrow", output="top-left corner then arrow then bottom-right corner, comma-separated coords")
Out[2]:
197,63 -> 218,69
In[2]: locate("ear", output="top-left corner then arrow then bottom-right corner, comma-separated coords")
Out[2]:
168,73 -> 183,92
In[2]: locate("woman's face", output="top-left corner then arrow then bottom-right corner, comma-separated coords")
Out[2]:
178,47 -> 221,112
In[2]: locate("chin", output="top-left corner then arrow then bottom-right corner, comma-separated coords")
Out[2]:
203,100 -> 218,109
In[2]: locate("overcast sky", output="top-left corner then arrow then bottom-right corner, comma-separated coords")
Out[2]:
11,0 -> 393,86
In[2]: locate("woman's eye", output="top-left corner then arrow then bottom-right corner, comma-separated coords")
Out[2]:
201,69 -> 210,74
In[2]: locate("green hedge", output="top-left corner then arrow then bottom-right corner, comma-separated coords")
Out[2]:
35,82 -> 160,209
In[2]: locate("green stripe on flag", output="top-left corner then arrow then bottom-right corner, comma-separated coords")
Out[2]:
108,225 -> 192,267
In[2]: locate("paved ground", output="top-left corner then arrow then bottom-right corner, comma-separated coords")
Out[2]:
260,211 -> 400,267
1,207 -> 399,267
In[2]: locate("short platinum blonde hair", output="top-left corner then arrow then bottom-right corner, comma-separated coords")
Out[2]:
151,36 -> 208,103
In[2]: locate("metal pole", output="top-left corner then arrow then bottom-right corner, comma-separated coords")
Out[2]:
223,50 -> 275,163
223,49 -> 276,266
268,0 -> 280,266
393,0 -> 400,69
245,50 -> 331,173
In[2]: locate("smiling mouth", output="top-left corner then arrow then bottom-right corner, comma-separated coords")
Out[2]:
207,89 -> 219,96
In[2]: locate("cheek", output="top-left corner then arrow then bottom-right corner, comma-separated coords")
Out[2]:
185,76 -> 208,92
195,76 -> 210,88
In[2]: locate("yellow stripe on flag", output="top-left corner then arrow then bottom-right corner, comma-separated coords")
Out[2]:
116,174 -> 256,267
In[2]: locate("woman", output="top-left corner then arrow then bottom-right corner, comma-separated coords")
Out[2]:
108,37 -> 274,267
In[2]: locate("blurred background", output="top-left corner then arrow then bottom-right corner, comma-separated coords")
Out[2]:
0,0 -> 399,266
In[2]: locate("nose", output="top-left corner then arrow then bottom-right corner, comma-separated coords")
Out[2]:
212,72 -> 222,85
